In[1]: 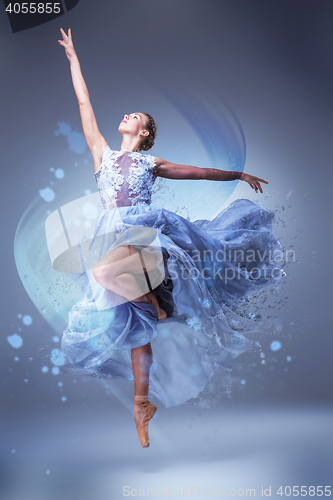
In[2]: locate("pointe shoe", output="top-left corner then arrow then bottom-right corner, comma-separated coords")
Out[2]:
134,398 -> 157,448
147,292 -> 167,321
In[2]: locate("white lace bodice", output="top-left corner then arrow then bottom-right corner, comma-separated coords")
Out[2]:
94,146 -> 157,209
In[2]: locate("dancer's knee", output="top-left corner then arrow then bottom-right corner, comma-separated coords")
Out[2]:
92,262 -> 118,287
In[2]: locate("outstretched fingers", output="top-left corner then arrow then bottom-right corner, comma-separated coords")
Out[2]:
252,176 -> 269,193
257,177 -> 269,184
60,28 -> 68,42
59,28 -> 73,46
250,181 -> 262,193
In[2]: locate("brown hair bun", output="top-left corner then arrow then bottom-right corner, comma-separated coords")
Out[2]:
140,113 -> 157,151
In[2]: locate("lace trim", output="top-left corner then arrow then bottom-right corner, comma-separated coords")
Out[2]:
127,152 -> 156,206
94,145 -> 157,209
94,147 -> 124,208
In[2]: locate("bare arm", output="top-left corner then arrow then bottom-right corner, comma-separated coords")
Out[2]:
154,159 -> 268,193
58,28 -> 107,163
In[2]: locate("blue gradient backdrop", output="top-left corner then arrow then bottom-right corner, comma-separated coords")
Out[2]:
1,0 -> 333,498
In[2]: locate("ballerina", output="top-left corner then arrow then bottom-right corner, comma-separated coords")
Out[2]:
57,28 -> 283,448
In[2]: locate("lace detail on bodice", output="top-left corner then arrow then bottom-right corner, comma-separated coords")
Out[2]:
94,146 -> 157,209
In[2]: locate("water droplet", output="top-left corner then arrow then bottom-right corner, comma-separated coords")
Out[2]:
270,340 -> 282,351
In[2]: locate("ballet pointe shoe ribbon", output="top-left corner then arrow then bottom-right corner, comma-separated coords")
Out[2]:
134,395 -> 157,448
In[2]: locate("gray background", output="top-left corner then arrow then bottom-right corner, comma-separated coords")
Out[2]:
1,0 -> 333,498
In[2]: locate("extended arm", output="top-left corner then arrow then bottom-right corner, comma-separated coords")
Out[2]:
58,28 -> 106,157
154,159 -> 268,193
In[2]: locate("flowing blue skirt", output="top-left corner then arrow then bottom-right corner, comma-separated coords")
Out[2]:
61,199 -> 285,408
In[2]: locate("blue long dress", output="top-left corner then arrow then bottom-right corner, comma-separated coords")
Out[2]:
59,146 -> 285,408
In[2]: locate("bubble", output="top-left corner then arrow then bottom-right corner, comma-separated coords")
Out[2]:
270,340 -> 282,351
22,315 -> 32,325
52,367 -> 60,375
54,122 -> 86,154
55,169 -> 64,179
50,349 -> 66,366
286,355 -> 292,362
52,336 -> 60,343
7,334 -> 23,349
61,396 -> 67,402
41,366 -> 49,373
39,187 -> 55,202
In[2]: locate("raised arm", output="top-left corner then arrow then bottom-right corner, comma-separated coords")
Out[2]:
58,28 -> 107,170
154,159 -> 268,193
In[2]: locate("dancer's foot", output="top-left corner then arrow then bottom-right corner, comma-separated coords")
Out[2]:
134,395 -> 157,448
146,292 -> 167,321
132,292 -> 167,320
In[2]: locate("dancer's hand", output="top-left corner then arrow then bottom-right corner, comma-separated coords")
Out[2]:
240,173 -> 268,193
58,28 -> 76,61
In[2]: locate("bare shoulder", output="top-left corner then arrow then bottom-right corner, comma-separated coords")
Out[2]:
91,136 -> 109,174
153,157 -> 169,178
154,157 -> 167,166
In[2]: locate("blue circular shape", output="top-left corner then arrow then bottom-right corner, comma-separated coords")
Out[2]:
270,340 -> 282,351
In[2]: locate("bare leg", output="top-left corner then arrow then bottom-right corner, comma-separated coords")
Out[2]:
93,245 -> 167,320
131,343 -> 157,447
93,244 -> 158,278
131,342 -> 153,397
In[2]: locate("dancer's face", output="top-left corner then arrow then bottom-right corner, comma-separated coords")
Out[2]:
118,112 -> 149,141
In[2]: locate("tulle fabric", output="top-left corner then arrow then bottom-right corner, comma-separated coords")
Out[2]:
61,199 -> 285,408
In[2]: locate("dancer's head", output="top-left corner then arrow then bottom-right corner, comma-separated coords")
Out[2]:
118,112 -> 157,151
